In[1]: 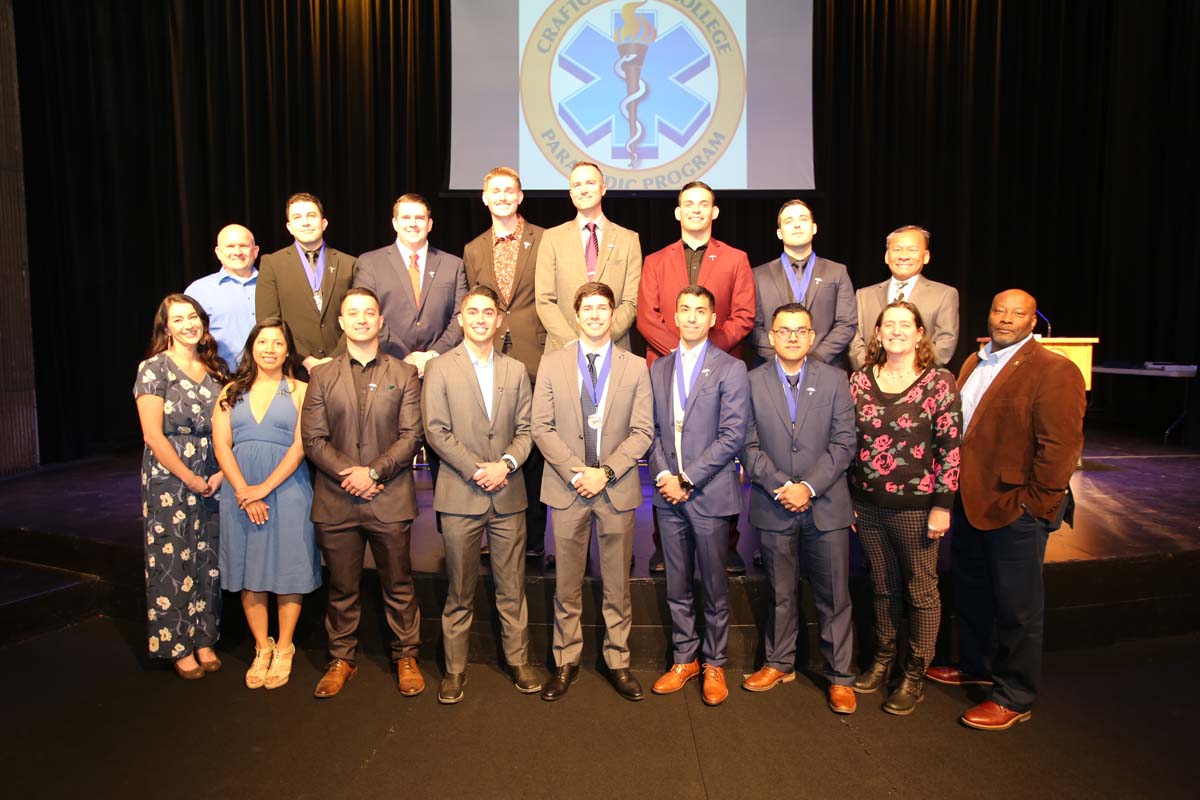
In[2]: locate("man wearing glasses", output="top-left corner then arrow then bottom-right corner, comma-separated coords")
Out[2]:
739,302 -> 858,714
849,225 -> 959,370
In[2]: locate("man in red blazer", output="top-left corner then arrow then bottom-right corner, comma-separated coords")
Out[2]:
637,181 -> 756,573
927,289 -> 1085,731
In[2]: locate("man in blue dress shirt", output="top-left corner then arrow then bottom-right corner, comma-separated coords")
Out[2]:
186,223 -> 259,369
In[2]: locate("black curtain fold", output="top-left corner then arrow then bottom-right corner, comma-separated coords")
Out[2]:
13,0 -> 1199,461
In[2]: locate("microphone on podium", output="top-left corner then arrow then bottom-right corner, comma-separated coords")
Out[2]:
1035,309 -> 1052,338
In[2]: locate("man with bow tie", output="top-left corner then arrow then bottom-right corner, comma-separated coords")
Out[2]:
647,285 -> 750,706
740,302 -> 858,714
850,225 -> 959,370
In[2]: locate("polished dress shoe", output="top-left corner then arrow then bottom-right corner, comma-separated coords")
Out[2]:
702,665 -> 729,705
197,650 -> 222,674
314,659 -> 357,698
883,656 -> 926,715
742,665 -> 796,692
396,656 -> 425,696
541,663 -> 579,701
725,549 -> 746,575
828,684 -> 857,714
608,668 -> 644,701
652,661 -> 700,694
512,663 -> 543,694
438,672 -> 466,704
961,700 -> 1032,730
852,642 -> 896,694
926,665 -> 993,686
543,553 -> 556,571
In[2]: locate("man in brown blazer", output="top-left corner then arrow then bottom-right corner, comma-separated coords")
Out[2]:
532,282 -> 653,703
421,286 -> 543,703
463,167 -> 549,560
301,287 -> 425,699
927,289 -> 1085,731
535,161 -> 642,352
256,192 -> 357,371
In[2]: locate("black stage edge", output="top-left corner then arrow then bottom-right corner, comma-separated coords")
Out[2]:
2,426 -> 1198,669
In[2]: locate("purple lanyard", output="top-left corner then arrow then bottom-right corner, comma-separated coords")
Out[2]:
781,251 -> 815,304
294,242 -> 326,294
674,341 -> 708,415
578,343 -> 613,407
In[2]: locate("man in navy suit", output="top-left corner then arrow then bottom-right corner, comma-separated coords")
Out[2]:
353,193 -> 468,376
647,285 -> 750,706
749,200 -> 857,368
740,302 -> 858,714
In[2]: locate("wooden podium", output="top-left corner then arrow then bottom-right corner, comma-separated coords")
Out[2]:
976,336 -> 1100,389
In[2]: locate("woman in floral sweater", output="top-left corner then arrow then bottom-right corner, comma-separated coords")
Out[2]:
848,301 -> 961,715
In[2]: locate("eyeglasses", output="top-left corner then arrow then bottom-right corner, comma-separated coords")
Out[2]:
772,327 -> 812,339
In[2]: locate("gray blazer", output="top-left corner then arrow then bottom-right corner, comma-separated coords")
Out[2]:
421,344 -> 533,516
353,243 -> 467,359
535,218 -> 642,351
850,275 -> 959,369
750,255 -> 857,367
531,343 -> 652,512
647,344 -> 749,518
739,358 -> 856,533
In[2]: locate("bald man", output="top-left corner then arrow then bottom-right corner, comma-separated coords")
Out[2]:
186,224 -> 261,368
930,289 -> 1085,731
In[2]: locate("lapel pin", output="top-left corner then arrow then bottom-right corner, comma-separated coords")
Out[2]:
702,368 -> 711,376
427,270 -> 436,278
806,387 -> 816,395
524,241 -> 531,249
709,254 -> 717,261
607,243 -> 615,249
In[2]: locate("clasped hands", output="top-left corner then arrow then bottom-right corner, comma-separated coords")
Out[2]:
656,474 -> 691,505
338,466 -> 385,499
471,461 -> 510,493
570,465 -> 609,499
774,482 -> 813,513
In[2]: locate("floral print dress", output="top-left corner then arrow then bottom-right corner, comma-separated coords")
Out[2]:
133,353 -> 223,660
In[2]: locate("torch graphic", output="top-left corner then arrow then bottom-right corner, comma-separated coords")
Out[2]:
612,2 -> 657,167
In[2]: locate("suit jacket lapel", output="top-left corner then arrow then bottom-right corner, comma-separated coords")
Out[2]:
318,249 -> 340,320
337,355 -> 360,421
362,354 -> 387,421
595,224 -> 616,280
770,258 -> 793,304
601,347 -> 625,420
417,249 -> 442,315
488,355 -> 508,429
681,345 -> 719,427
761,361 -> 793,434
565,343 -> 585,433
963,341 -> 1036,440
792,360 -> 820,439
510,226 -> 536,297
803,259 -> 825,306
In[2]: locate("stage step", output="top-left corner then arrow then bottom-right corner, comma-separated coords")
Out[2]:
0,559 -> 103,644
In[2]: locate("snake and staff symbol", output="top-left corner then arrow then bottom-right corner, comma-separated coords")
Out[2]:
612,2 -> 657,167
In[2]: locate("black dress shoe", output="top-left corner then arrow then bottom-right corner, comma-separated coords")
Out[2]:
525,545 -> 545,558
725,549 -> 746,575
512,663 -> 544,694
543,553 -> 556,571
541,663 -> 579,701
608,668 -> 645,701
752,550 -> 764,568
438,672 -> 466,704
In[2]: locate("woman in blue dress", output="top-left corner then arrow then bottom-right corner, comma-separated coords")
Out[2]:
134,293 -> 231,679
213,318 -> 321,689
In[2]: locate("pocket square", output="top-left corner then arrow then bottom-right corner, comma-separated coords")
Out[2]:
387,384 -> 397,390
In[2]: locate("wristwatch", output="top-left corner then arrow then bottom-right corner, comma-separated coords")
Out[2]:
367,467 -> 381,482
600,464 -> 616,483
677,474 -> 694,493
501,455 -> 518,473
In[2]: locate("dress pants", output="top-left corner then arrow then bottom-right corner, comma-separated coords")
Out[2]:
315,503 -> 419,664
550,494 -> 634,669
441,507 -> 530,674
951,503 -> 1049,713
522,444 -> 547,554
759,511 -> 854,685
659,502 -> 730,666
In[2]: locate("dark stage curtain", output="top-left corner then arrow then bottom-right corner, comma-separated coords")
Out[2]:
12,0 -> 1200,462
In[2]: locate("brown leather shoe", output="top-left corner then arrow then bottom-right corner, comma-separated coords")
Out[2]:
702,665 -> 729,706
926,665 -> 993,686
652,661 -> 700,695
828,684 -> 857,714
313,659 -> 357,698
397,656 -> 425,696
742,666 -> 796,692
961,700 -> 1031,731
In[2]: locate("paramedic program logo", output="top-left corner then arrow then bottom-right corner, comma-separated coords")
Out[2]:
522,1 -> 745,190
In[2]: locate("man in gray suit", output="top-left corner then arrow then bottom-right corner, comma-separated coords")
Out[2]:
647,285 -> 750,707
532,282 -> 653,702
256,192 -> 357,371
422,285 -> 543,704
535,161 -> 642,351
740,302 -> 858,714
353,193 -> 467,377
849,225 -> 959,369
750,200 -> 857,368
301,288 -> 424,699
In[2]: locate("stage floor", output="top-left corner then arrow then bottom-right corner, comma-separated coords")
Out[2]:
1,424 -> 1197,573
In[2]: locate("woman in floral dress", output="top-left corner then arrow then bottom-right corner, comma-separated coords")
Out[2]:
133,293 -> 230,679
848,301 -> 961,714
